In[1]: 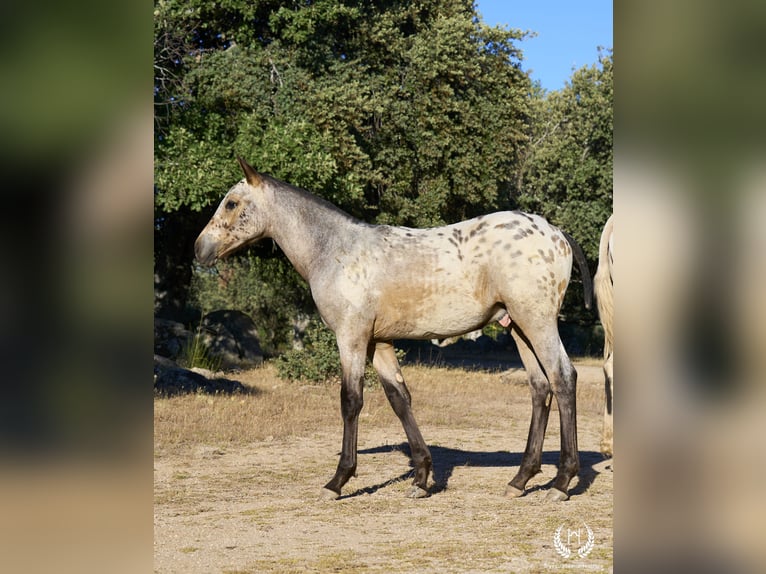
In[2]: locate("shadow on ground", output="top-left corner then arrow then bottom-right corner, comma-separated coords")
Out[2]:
153,367 -> 254,397
345,443 -> 607,499
397,337 -> 523,372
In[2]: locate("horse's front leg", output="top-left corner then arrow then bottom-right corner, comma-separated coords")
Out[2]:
321,338 -> 368,500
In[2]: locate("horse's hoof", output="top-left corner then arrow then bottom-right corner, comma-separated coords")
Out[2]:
320,487 -> 340,501
545,488 -> 570,502
407,485 -> 429,499
504,485 -> 525,498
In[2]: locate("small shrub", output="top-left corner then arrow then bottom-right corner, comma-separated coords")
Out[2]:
275,319 -> 341,383
189,252 -> 314,357
178,332 -> 222,372
275,318 -> 404,387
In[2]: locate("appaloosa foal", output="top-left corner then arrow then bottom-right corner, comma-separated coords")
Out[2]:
195,157 -> 592,501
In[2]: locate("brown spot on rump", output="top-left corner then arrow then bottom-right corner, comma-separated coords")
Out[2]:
558,279 -> 567,299
494,220 -> 521,230
469,221 -> 489,239
538,248 -> 555,264
551,234 -> 570,254
512,228 -> 535,240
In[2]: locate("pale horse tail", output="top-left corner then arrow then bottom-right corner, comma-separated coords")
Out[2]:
594,215 -> 614,360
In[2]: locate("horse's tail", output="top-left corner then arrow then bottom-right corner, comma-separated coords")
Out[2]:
594,215 -> 614,359
561,230 -> 594,311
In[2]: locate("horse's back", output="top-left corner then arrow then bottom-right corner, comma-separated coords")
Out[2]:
366,211 -> 573,339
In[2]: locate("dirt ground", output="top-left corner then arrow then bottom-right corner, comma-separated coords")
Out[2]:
154,359 -> 613,573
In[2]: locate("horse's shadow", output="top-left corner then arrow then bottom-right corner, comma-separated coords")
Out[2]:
342,443 -> 606,499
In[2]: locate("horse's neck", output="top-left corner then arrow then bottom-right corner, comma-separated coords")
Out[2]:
266,188 -> 359,281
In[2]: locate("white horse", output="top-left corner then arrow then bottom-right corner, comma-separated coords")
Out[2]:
594,215 -> 614,457
196,157 -> 593,501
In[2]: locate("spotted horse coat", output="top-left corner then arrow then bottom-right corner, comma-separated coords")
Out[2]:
196,157 -> 593,502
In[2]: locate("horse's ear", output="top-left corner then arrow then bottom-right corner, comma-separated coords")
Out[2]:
237,156 -> 262,186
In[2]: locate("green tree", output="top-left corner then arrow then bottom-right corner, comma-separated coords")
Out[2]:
154,0 -> 532,325
513,48 -> 613,266
154,0 -> 612,344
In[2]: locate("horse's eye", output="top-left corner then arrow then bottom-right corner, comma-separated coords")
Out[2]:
225,200 -> 238,210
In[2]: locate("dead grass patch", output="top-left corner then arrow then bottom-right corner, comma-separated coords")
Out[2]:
155,360 -> 612,573
155,361 -> 605,453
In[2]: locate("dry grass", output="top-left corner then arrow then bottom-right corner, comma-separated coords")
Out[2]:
155,364 -> 338,449
155,360 -> 612,573
154,362 -> 606,451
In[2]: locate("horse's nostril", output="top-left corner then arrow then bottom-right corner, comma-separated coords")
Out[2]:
194,234 -> 217,266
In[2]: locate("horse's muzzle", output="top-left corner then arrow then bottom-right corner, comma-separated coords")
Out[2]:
194,234 -> 218,267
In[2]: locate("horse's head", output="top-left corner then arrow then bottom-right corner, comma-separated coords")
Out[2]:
195,157 -> 270,266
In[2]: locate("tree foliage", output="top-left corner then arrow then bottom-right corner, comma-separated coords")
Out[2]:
154,0 -> 532,224
154,0 -> 612,342
513,48 -> 613,265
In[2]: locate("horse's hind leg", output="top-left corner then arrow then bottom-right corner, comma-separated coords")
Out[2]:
546,339 -> 580,500
372,341 -> 432,498
601,351 -> 614,458
505,327 -> 553,498
507,324 -> 579,501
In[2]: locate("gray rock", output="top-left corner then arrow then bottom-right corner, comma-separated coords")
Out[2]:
154,318 -> 193,360
198,310 -> 264,370
153,355 -> 247,396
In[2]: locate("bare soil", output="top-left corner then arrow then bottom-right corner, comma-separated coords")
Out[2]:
154,360 -> 613,573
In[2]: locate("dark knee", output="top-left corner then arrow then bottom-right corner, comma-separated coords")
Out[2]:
341,387 -> 363,418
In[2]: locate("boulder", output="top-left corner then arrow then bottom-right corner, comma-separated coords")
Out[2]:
153,355 -> 246,396
198,310 -> 264,370
154,318 -> 193,360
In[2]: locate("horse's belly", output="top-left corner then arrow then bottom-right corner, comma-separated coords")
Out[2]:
373,292 -> 502,340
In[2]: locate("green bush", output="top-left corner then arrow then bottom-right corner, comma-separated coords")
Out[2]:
189,250 -> 313,356
275,318 -> 405,388
177,332 -> 222,372
275,318 -> 341,384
